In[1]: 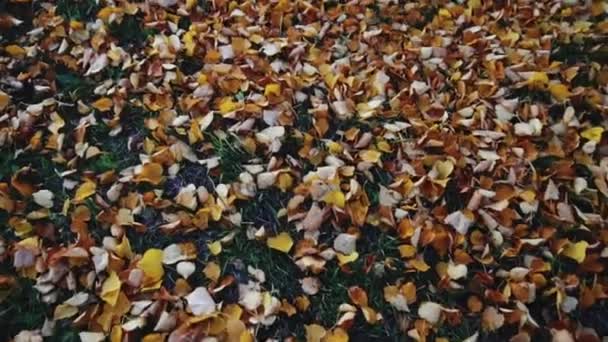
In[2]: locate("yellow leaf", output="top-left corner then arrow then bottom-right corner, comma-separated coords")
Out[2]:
398,245 -> 416,258
70,20 -> 83,30
360,150 -> 382,163
267,232 -> 293,253
468,0 -> 481,9
138,249 -> 164,285
0,90 -> 11,110
323,328 -> 349,342
9,218 -> 32,237
434,160 -> 454,179
74,181 -> 96,202
264,83 -> 281,97
5,45 -> 26,58
361,306 -> 379,324
527,72 -> 549,86
305,324 -> 327,342
97,6 -> 122,22
519,190 -> 536,203
218,97 -> 238,114
337,252 -> 359,266
142,334 -> 164,342
101,271 -> 121,306
409,258 -> 430,272
581,127 -> 604,143
115,237 -> 133,259
183,31 -> 196,56
323,190 -> 345,208
376,140 -> 392,153
203,261 -> 221,282
18,236 -> 39,249
54,304 -> 78,320
207,241 -> 222,255
91,97 -> 113,112
273,173 -> 291,191
562,241 -> 588,263
240,331 -> 254,342
548,83 -> 572,102
136,163 -> 164,185
401,282 -> 417,303
326,141 -> 343,154
224,304 -> 244,321
438,8 -> 451,17
186,0 -> 197,9
110,325 -> 123,342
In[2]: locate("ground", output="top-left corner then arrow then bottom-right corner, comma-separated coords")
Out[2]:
0,0 -> 607,341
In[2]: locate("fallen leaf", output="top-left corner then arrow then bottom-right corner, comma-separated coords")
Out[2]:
74,181 -> 97,202
337,251 -> 359,266
418,302 -> 442,324
54,303 -> 78,320
207,240 -> 222,255
79,332 -> 106,342
323,190 -> 345,208
0,90 -> 11,110
136,163 -> 164,185
548,83 -> 572,102
580,127 -> 604,143
305,324 -> 326,342
176,261 -> 195,279
32,189 -> 54,208
185,287 -> 216,315
203,262 -> 221,282
138,249 -> 164,287
264,83 -> 281,97
101,271 -> 121,306
5,45 -> 26,58
91,97 -> 113,112
267,232 -> 294,253
562,241 -> 588,263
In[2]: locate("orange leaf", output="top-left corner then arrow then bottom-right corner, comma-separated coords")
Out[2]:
92,97 -> 113,112
136,163 -> 164,185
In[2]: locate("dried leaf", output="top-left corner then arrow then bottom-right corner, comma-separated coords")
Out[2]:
74,181 -> 97,202
101,271 -> 121,306
561,241 -> 588,263
186,287 -> 216,315
267,232 -> 294,253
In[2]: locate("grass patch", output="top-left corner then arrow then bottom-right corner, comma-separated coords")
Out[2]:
108,15 -> 157,47
55,71 -> 95,102
220,232 -> 302,299
208,133 -> 250,183
0,278 -> 47,340
56,0 -> 98,21
551,38 -> 608,65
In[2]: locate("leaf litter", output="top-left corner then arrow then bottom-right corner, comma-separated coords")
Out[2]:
0,0 -> 607,341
